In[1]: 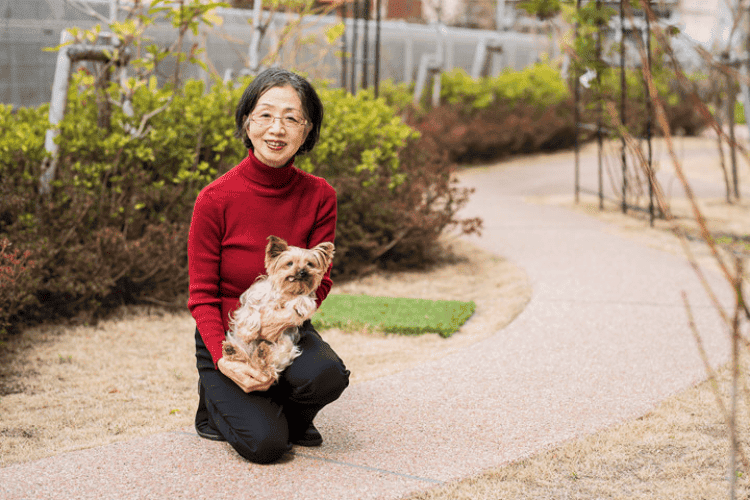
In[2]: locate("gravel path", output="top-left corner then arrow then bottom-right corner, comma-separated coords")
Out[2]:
0,143 -> 732,499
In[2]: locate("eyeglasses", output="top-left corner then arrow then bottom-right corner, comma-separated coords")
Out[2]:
249,112 -> 308,129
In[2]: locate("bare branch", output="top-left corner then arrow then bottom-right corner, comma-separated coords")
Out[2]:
132,101 -> 171,139
605,100 -> 731,326
629,1 -> 737,285
66,0 -> 110,23
683,291 -> 750,471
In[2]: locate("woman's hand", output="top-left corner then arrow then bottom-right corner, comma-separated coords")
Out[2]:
217,357 -> 275,393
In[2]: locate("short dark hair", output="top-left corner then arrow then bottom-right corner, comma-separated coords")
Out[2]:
234,68 -> 323,156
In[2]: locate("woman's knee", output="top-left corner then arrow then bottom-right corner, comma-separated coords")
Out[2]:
289,358 -> 350,406
284,331 -> 350,403
228,424 -> 290,464
202,381 -> 290,464
316,360 -> 350,402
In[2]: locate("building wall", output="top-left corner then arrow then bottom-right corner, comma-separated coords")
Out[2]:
421,0 -> 463,24
679,0 -> 725,47
386,0 -> 422,20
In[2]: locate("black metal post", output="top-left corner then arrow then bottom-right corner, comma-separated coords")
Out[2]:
340,1 -> 347,91
596,0 -> 603,210
362,0 -> 370,89
351,0 -> 359,94
729,61 -> 739,200
573,0 -> 581,203
374,0 -> 381,97
620,0 -> 627,214
645,0 -> 654,225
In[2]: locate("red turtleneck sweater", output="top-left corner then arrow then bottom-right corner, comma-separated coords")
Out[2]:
187,151 -> 337,367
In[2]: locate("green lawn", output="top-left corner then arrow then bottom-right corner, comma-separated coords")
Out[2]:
312,294 -> 476,338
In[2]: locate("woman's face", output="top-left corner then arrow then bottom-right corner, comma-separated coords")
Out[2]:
246,85 -> 310,168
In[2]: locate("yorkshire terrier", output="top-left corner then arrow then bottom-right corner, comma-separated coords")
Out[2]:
222,235 -> 335,382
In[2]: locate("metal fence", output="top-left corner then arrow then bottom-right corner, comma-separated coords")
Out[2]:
0,0 -> 549,109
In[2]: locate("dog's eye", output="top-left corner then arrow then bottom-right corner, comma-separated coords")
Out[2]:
306,261 -> 315,268
285,261 -> 294,267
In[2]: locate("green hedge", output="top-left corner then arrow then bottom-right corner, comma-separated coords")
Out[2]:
401,64 -> 705,164
440,63 -> 570,111
403,64 -> 577,163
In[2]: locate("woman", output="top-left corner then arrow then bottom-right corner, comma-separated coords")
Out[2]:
187,68 -> 350,464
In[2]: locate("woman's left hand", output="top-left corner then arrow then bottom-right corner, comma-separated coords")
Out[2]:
217,357 -> 275,393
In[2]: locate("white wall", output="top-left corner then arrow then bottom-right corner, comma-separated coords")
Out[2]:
421,0 -> 464,24
679,0 -> 726,47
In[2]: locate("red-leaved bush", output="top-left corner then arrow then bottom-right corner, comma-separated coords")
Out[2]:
0,238 -> 40,334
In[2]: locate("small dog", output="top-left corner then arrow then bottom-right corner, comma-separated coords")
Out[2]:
222,235 -> 335,381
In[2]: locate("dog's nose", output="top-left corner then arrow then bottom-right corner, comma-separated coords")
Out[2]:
296,269 -> 309,279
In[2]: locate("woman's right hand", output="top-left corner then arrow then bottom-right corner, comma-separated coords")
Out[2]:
217,357 -> 275,393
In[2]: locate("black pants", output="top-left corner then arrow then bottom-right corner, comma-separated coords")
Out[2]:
195,321 -> 350,464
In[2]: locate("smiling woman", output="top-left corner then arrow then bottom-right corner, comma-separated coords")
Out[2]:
187,68 -> 348,464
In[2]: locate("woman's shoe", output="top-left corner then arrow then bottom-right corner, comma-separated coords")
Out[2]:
290,422 -> 323,447
195,380 -> 226,442
195,419 -> 226,442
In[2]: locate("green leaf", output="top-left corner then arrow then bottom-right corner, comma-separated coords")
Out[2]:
325,22 -> 346,45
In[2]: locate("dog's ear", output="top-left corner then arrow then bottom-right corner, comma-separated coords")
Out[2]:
265,236 -> 288,268
312,241 -> 335,268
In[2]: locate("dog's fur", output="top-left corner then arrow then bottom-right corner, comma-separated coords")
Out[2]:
222,236 -> 335,381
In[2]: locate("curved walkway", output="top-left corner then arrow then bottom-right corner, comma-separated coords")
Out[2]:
0,142 -> 733,499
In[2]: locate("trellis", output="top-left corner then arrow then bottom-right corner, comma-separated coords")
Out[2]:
573,0 -> 657,224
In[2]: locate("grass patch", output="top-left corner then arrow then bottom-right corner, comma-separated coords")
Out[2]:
313,294 -> 476,338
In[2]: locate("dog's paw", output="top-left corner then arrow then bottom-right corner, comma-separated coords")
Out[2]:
255,342 -> 270,361
251,343 -> 279,383
222,340 -> 237,357
289,296 -> 316,320
222,340 -> 250,363
221,340 -> 239,359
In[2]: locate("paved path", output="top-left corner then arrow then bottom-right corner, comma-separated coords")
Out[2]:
0,142 -> 733,499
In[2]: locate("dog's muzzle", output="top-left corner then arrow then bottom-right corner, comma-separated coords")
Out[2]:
288,269 -> 310,282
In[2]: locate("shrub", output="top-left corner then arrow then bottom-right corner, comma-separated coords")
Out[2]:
440,63 -> 570,111
440,69 -> 499,110
375,79 -> 416,112
0,104 -> 49,333
299,87 -> 481,276
592,65 -> 705,137
0,74 -> 249,330
388,132 -> 483,264
414,99 -> 577,163
406,64 -> 577,163
0,103 -> 49,229
411,63 -> 704,164
0,238 -> 41,335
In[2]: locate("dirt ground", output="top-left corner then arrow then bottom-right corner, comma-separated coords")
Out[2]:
0,236 -> 531,467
